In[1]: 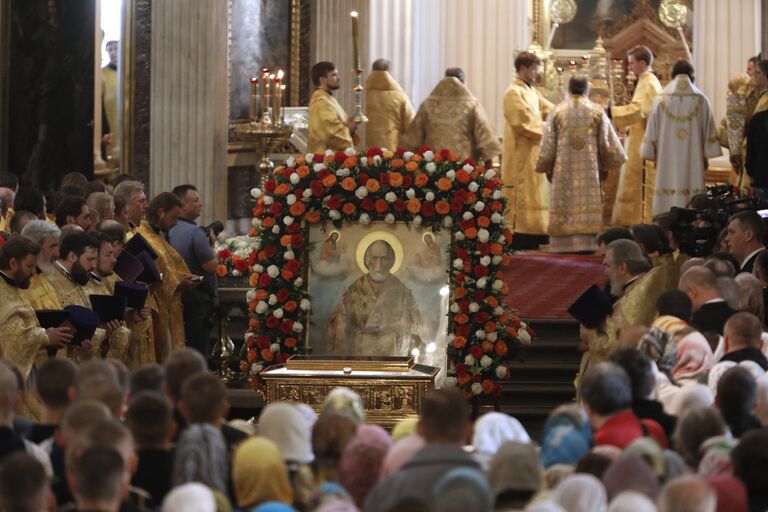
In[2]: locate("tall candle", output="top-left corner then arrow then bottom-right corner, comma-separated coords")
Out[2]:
350,11 -> 360,71
249,77 -> 259,120
266,73 -> 274,120
261,67 -> 270,119
273,70 -> 283,124
280,84 -> 286,123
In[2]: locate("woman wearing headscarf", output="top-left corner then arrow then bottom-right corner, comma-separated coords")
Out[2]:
488,441 -> 542,511
673,407 -> 729,468
338,424 -> 392,507
601,453 -> 661,502
656,331 -> 714,412
232,437 -> 294,510
606,491 -> 656,512
704,475 -> 748,512
552,474 -> 607,512
433,467 -> 493,512
539,405 -> 592,469
472,412 -> 531,472
379,434 -> 426,481
162,483 -> 217,512
172,423 -> 229,495
312,412 -> 359,485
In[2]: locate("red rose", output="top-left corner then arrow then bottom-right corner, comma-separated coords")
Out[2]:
454,272 -> 466,285
379,173 -> 389,186
419,145 -> 432,154
454,189 -> 468,202
269,203 -> 282,216
264,179 -> 277,193
282,167 -> 292,179
310,180 -> 324,197
258,274 -> 273,287
459,219 -> 475,231
279,320 -> 294,334
455,363 -> 467,375
313,153 -> 324,162
367,147 -> 383,158
265,315 -> 280,328
247,251 -> 257,265
421,202 -> 435,217
476,242 -> 490,255
264,246 -> 277,257
291,234 -> 304,248
450,200 -> 464,214
326,195 -> 342,210
276,289 -> 290,303
317,168 -> 330,179
294,188 -> 304,197
474,265 -> 489,278
278,353 -> 291,363
402,175 -> 414,188
396,147 -> 407,155
471,371 -> 483,382
334,151 -> 346,163
458,301 -> 470,313
374,199 -> 389,214
286,223 -> 300,234
217,249 -> 231,259
439,149 -> 451,159
456,325 -> 470,337
392,199 -> 405,213
463,158 -> 475,167
473,291 -> 486,302
255,335 -> 270,349
456,248 -> 469,261
475,311 -> 490,324
285,259 -> 300,272
360,198 -> 374,212
234,259 -> 248,272
358,172 -> 370,184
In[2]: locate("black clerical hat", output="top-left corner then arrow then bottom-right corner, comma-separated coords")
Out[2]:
567,284 -> 613,329
114,281 -> 149,309
135,251 -> 161,284
114,251 -> 144,283
124,233 -> 158,260
35,309 -> 70,329
89,294 -> 127,323
63,305 -> 101,346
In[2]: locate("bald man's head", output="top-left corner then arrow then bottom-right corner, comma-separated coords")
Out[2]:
679,266 -> 721,310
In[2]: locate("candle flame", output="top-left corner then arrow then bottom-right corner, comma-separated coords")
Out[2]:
269,74 -> 275,80
280,85 -> 286,91
350,10 -> 358,17
276,69 -> 284,80
261,67 -> 269,73
250,76 -> 258,83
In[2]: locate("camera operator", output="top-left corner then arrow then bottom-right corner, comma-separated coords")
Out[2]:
725,210 -> 766,274
168,184 -> 218,362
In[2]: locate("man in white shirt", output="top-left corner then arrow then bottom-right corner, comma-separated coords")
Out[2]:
726,210 -> 766,274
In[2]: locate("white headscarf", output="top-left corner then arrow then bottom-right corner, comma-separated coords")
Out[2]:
472,412 -> 530,471
670,383 -> 714,417
162,483 -> 216,512
553,474 -> 608,512
257,401 -> 314,464
525,500 -> 567,512
608,491 -> 657,512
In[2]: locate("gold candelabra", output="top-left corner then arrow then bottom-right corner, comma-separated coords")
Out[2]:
350,11 -> 368,124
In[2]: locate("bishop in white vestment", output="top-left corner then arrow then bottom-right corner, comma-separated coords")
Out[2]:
641,64 -> 721,217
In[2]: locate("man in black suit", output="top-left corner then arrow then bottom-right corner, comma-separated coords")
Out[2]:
726,210 -> 766,274
721,312 -> 768,370
679,266 -> 737,336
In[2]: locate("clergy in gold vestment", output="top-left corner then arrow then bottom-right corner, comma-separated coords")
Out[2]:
725,73 -> 763,174
401,69 -> 502,167
536,77 -> 626,253
365,59 -> 415,150
137,193 -> 197,362
503,52 -> 554,235
610,46 -> 662,226
307,61 -> 358,153
20,220 -> 63,311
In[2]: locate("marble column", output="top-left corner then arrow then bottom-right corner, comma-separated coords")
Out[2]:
693,0 -> 761,124
149,0 -> 228,226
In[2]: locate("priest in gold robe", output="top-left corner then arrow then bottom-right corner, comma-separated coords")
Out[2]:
307,61 -> 358,153
401,68 -> 502,168
20,221 -> 62,311
610,45 -> 662,226
364,59 -> 415,150
503,51 -> 554,237
536,76 -> 626,253
137,192 -> 197,362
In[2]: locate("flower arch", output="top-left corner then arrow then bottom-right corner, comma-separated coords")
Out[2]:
241,146 -> 533,396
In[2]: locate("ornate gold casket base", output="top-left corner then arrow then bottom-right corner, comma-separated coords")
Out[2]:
261,356 -> 440,429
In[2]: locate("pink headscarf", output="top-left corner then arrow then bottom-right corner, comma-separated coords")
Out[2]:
672,331 -> 713,382
705,475 -> 748,512
339,424 -> 393,507
379,434 -> 426,481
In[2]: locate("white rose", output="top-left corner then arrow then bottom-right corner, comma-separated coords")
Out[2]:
385,192 -> 397,203
446,170 -> 456,181
267,265 -> 279,278
286,194 -> 296,205
478,229 -> 490,242
491,212 -> 503,224
425,191 -> 435,201
246,290 -> 257,302
496,366 -> 508,379
468,182 -> 479,192
252,264 -> 263,273
492,279 -> 504,290
303,189 -> 312,199
273,308 -> 284,319
442,217 -> 453,228
492,255 -> 503,265
359,213 -> 371,225
329,209 -> 341,220
498,235 -> 506,243
480,256 -> 491,266
463,164 -> 474,172
263,196 -> 274,205
413,215 -> 422,226
306,153 -> 314,163
492,190 -> 501,199
452,259 -> 464,270
455,232 -> 465,241
464,354 -> 476,366
475,329 -> 486,340
255,301 -> 269,314
480,355 -> 493,368
232,269 -> 241,277
487,332 -> 498,342
471,382 -> 483,395
484,169 -> 496,180
250,188 -> 262,199
294,277 -> 303,287
336,168 -> 350,177
289,173 -> 300,185
268,294 -> 278,305
444,376 -> 457,387
292,322 -> 304,333
251,363 -> 264,374
324,149 -> 333,156
403,151 -> 414,159
423,150 -> 434,161
270,343 -> 281,353
476,277 -> 487,288
406,188 -> 416,199
355,187 -> 368,200
284,250 -> 295,260
474,201 -> 486,212
360,156 -> 368,167
385,213 -> 395,224
494,306 -> 504,316
373,155 -> 382,166
283,216 -> 294,226
251,218 -> 262,227
462,211 -> 473,221
300,298 -> 311,311
271,225 -> 279,234
450,303 -> 460,313
344,147 -> 356,156
286,157 -> 295,168
469,302 -> 480,313
313,163 -> 326,172
517,327 -> 532,344
425,162 -> 437,173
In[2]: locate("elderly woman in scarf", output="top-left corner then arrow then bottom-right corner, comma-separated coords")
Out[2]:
433,467 -> 493,512
673,407 -> 729,468
232,437 -> 294,510
488,441 -> 541,511
601,452 -> 661,502
312,411 -> 359,485
656,330 -> 714,412
539,404 -> 592,469
172,423 -> 229,496
339,424 -> 392,507
552,474 -> 607,512
471,412 -> 530,472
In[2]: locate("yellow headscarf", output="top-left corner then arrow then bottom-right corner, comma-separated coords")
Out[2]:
232,436 -> 294,508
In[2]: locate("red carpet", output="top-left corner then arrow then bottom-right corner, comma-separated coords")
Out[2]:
503,252 -> 605,320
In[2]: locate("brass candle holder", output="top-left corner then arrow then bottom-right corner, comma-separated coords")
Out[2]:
235,119 -> 293,175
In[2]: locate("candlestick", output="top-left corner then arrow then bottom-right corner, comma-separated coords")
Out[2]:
279,84 -> 286,124
249,77 -> 259,120
273,70 -> 283,125
260,67 -> 270,123
351,11 -> 360,71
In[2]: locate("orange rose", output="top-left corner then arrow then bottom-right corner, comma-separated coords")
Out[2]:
289,202 -> 306,217
504,229 -> 513,244
406,198 -> 421,214
366,179 -> 381,193
389,172 -> 404,187
465,227 -> 478,239
485,296 -> 499,308
454,313 -> 469,325
415,173 -> 429,188
255,289 -> 269,300
284,300 -> 297,312
448,152 -> 459,162
455,169 -> 471,184
260,348 -> 274,362
465,192 -> 477,204
280,235 -> 291,247
343,156 -> 358,169
262,217 -> 275,228
248,227 -> 258,238
295,155 -> 306,165
454,287 -> 468,299
248,317 -> 259,330
342,202 -> 357,215
391,158 -> 404,169
484,321 -> 497,333
457,373 -> 471,386
296,165 -> 310,178
435,200 -> 450,215
248,301 -> 256,312
405,161 -> 419,173
452,336 -> 467,349
481,188 -> 492,198
495,341 -> 508,356
305,211 -> 321,224
322,174 -> 337,188
281,269 -> 294,281
477,216 -> 490,228
285,337 -> 297,348
481,379 -> 495,394
382,150 -> 395,159
247,349 -> 257,363
341,177 -> 357,191
274,183 -> 290,196
216,264 -> 228,277
482,340 -> 494,353
490,200 -> 503,212
249,273 -> 259,287
490,243 -> 503,255
437,177 -> 452,191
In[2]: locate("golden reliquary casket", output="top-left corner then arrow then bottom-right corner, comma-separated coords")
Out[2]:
261,355 -> 439,429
